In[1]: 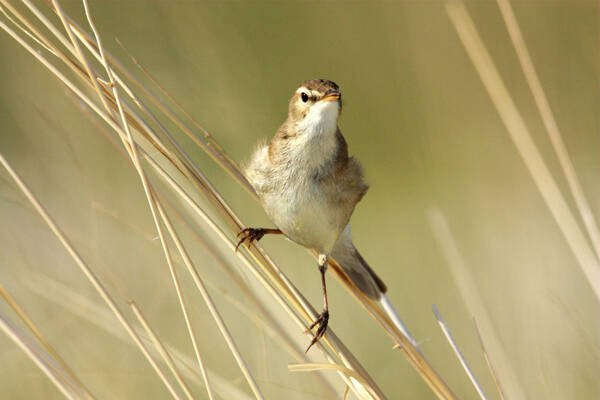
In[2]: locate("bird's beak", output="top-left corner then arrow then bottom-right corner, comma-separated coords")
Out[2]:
319,91 -> 341,102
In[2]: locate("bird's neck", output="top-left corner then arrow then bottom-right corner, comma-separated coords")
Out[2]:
296,106 -> 338,139
268,119 -> 340,177
289,121 -> 339,172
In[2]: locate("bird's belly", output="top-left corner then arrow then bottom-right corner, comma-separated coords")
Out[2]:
262,185 -> 345,254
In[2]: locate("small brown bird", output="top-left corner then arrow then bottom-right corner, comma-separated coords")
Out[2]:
238,79 -> 387,352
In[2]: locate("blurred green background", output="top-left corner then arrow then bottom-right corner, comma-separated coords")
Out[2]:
0,1 -> 598,399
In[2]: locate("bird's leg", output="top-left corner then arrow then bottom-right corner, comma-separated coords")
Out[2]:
306,254 -> 330,353
235,227 -> 283,251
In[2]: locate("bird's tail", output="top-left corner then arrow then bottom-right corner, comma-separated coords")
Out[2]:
331,225 -> 420,349
330,225 -> 386,300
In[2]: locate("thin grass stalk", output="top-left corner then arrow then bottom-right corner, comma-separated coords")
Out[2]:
325,256 -> 459,400
0,285 -> 96,400
67,5 -> 217,395
12,0 -> 177,165
78,7 -> 263,396
112,37 -> 250,191
115,38 -> 244,185
428,207 -> 527,399
79,3 -> 215,398
129,302 -> 196,400
496,0 -> 600,263
44,6 -> 256,256
49,0 -> 113,117
0,153 -> 184,400
152,190 -> 264,400
0,3 -> 56,54
474,319 -> 506,400
0,0 -> 92,97
2,3 -> 243,260
47,7 -> 252,193
139,189 -> 217,400
0,314 -> 77,400
2,4 -> 182,192
289,363 -> 379,399
445,0 -> 600,301
22,274 -> 253,400
433,306 -> 487,400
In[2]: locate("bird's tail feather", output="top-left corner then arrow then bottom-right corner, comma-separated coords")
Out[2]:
380,293 -> 421,351
331,225 -> 421,351
330,226 -> 385,299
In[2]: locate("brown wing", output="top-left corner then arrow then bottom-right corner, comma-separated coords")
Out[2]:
331,129 -> 369,205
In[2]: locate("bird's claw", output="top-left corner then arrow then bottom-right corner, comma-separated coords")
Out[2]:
235,228 -> 266,252
305,310 -> 329,353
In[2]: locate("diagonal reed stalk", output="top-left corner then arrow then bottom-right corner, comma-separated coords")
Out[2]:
24,273 -> 256,400
0,313 -> 80,400
445,0 -> 600,303
0,285 -> 96,400
495,0 -> 600,264
428,207 -> 527,400
432,306 -> 487,400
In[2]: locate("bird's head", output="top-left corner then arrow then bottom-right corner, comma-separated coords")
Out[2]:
287,79 -> 342,135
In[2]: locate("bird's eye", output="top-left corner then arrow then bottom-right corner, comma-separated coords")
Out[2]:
301,92 -> 309,103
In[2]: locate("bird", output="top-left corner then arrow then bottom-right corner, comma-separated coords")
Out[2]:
237,79 -> 388,352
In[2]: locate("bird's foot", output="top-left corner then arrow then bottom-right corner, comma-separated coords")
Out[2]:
305,309 -> 329,353
235,228 -> 267,251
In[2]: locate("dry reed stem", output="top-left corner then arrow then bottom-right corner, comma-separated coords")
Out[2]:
496,0 -> 600,264
0,153 -> 183,400
151,190 -> 264,399
76,3 -> 264,397
474,319 -> 506,400
80,2 -> 216,397
114,38 -> 245,189
129,301 -> 197,400
289,363 -> 379,399
433,306 -> 487,400
445,0 -> 600,301
50,0 -> 112,117
0,3 -> 56,54
25,275 -> 255,400
428,207 -> 527,399
0,13 -> 225,379
140,188 -> 217,400
0,314 -> 78,400
0,285 -> 96,400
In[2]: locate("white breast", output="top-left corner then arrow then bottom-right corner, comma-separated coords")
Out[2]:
246,99 -> 346,254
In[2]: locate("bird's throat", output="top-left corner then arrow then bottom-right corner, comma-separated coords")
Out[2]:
298,101 -> 339,138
